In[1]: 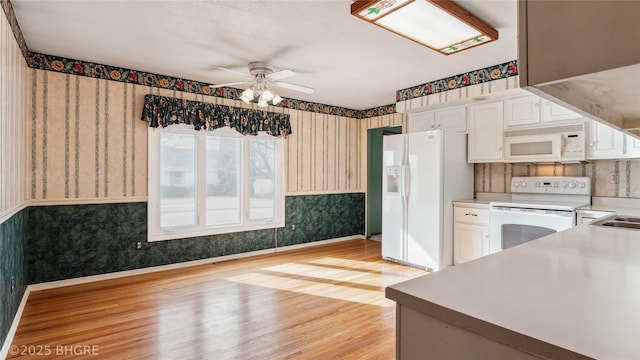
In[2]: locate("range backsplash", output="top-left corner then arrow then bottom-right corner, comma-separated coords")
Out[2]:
474,159 -> 640,198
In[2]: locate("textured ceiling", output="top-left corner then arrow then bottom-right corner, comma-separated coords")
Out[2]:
12,0 -> 518,110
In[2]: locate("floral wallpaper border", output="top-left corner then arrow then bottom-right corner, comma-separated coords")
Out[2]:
396,60 -> 519,102
1,0 -> 29,59
28,52 -> 370,119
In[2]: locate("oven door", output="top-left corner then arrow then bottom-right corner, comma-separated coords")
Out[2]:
489,206 -> 575,253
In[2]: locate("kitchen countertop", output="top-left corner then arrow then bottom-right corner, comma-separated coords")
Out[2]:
453,192 -> 511,205
578,196 -> 640,216
386,222 -> 640,359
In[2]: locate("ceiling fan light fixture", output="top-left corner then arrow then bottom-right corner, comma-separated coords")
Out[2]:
240,88 -> 254,103
261,89 -> 275,101
257,99 -> 268,107
272,94 -> 283,106
351,0 -> 498,55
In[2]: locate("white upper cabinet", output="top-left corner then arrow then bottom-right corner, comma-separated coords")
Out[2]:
540,99 -> 583,122
505,94 -> 583,128
408,111 -> 435,133
504,95 -> 540,127
434,106 -> 467,133
587,120 -> 625,159
625,134 -> 640,158
408,106 -> 467,133
467,101 -> 504,163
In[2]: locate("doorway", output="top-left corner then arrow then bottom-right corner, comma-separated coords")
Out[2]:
366,126 -> 402,239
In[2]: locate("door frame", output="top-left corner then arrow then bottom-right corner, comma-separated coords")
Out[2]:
366,125 -> 402,238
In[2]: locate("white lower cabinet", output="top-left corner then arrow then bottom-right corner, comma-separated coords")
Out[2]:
453,204 -> 490,265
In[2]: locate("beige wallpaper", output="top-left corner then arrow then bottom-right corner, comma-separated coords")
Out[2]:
27,69 -> 368,203
0,11 -> 28,219
474,160 -> 640,198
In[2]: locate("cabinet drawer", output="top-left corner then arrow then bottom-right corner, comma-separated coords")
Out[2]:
454,207 -> 489,225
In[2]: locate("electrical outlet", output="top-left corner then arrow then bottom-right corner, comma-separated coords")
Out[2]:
291,224 -> 296,230
136,241 -> 142,249
10,276 -> 15,293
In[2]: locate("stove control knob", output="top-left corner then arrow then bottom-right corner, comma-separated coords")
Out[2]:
513,182 -> 520,188
569,182 -> 577,189
562,182 -> 569,188
520,182 -> 527,188
578,182 -> 586,189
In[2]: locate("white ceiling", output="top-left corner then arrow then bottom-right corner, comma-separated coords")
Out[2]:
12,0 -> 518,110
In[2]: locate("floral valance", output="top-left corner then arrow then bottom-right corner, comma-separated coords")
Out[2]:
141,94 -> 292,137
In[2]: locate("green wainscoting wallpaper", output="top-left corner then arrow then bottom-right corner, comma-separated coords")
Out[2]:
281,193 -> 365,247
0,209 -> 28,348
27,193 -> 365,284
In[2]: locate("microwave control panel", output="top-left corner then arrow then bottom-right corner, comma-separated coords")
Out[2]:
561,132 -> 585,160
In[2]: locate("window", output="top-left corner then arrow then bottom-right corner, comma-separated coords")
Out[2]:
148,125 -> 284,241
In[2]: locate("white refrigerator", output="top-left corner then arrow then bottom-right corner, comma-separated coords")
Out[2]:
382,130 -> 473,271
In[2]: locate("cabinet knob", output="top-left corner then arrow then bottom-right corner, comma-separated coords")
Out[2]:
589,141 -> 595,147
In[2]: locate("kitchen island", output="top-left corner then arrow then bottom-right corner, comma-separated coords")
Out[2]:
386,222 -> 640,359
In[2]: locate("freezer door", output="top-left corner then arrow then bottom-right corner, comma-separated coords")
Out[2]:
382,134 -> 406,262
406,131 -> 443,270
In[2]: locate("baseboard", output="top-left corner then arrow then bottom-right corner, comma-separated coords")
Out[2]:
275,235 -> 365,252
0,287 -> 31,360
29,235 -> 366,291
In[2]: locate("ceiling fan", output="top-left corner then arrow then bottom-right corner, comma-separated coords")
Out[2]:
210,61 -> 314,107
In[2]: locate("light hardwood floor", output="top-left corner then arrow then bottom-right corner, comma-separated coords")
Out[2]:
9,239 -> 427,359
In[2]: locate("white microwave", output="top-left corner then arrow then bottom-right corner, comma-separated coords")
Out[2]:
503,122 -> 586,163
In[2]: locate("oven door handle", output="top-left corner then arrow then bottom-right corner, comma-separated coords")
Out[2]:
490,206 -> 573,216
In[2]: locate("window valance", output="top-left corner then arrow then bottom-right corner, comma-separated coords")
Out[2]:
141,94 -> 292,137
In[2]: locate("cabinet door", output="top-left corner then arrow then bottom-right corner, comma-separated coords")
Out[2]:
540,100 -> 583,122
454,223 -> 489,264
626,134 -> 640,158
467,101 -> 504,163
435,107 -> 467,133
504,95 -> 540,127
587,120 -> 625,159
408,111 -> 435,133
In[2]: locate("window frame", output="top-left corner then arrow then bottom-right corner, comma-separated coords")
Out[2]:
148,125 -> 285,242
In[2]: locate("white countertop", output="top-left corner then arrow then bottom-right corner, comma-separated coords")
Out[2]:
386,223 -> 640,359
579,196 -> 640,216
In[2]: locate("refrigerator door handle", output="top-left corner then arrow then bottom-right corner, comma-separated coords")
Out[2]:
402,165 -> 411,198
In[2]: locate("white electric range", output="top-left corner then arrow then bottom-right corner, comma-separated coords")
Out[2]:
489,176 -> 591,253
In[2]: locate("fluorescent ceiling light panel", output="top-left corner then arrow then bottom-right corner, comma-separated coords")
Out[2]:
351,0 -> 498,55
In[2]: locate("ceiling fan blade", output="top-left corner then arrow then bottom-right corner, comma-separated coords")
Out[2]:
274,81 -> 314,94
209,81 -> 251,89
211,66 -> 251,78
267,69 -> 295,81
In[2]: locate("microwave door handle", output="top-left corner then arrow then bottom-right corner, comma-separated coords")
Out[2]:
554,134 -> 563,161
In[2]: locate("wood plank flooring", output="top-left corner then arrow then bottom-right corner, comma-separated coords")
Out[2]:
9,239 -> 427,359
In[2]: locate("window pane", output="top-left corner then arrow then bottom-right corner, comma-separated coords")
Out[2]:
206,135 -> 241,226
249,138 -> 276,221
159,132 -> 197,229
